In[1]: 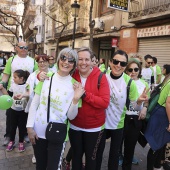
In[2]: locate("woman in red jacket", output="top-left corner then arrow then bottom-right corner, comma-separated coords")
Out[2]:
69,47 -> 110,170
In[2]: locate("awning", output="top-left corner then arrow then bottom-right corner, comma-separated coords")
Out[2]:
82,32 -> 120,40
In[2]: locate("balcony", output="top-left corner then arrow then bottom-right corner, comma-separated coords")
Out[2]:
46,29 -> 56,43
55,18 -> 88,39
128,0 -> 170,23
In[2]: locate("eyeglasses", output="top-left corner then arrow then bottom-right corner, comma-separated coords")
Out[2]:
49,58 -> 54,61
38,61 -> 48,64
128,68 -> 139,72
60,55 -> 75,64
111,59 -> 127,67
147,62 -> 153,65
17,46 -> 28,50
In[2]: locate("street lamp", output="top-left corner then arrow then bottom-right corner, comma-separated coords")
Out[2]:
33,26 -> 38,56
71,0 -> 80,49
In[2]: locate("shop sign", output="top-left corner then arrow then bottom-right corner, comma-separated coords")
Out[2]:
108,0 -> 128,12
137,25 -> 170,37
112,38 -> 118,47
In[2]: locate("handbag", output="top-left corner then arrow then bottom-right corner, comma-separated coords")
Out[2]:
45,74 -> 67,144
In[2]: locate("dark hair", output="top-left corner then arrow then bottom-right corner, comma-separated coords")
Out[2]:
144,54 -> 152,61
14,69 -> 30,82
152,57 -> 157,64
111,50 -> 128,62
163,64 -> 170,75
124,59 -> 142,78
36,54 -> 49,62
100,58 -> 105,64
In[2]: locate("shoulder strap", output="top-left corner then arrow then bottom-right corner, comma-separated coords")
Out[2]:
98,72 -> 104,89
126,78 -> 132,109
11,56 -> 14,63
47,73 -> 54,123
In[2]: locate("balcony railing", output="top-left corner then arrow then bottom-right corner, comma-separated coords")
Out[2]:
55,18 -> 88,38
128,0 -> 170,23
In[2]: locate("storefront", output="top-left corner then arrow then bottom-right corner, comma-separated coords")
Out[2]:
137,25 -> 170,67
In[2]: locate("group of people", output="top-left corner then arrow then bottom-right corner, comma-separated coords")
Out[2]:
0,41 -> 170,170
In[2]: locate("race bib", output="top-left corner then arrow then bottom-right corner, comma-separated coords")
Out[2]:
14,100 -> 24,108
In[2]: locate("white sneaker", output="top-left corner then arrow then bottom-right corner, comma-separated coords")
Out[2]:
32,155 -> 36,164
3,137 -> 10,146
24,135 -> 30,143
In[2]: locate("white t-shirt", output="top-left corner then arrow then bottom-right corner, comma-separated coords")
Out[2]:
105,73 -> 139,130
9,83 -> 27,111
31,73 -> 75,139
141,67 -> 153,86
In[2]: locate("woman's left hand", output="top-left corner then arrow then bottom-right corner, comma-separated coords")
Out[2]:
137,87 -> 149,105
138,107 -> 147,120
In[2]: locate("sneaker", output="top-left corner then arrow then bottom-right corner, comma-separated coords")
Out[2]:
6,141 -> 15,151
82,163 -> 85,170
3,137 -> 10,146
62,158 -> 70,170
18,142 -> 25,152
32,155 -> 36,164
119,154 -> 123,166
24,135 -> 30,143
132,156 -> 139,165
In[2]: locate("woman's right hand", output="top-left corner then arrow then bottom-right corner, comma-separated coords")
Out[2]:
38,71 -> 49,81
27,127 -> 38,145
73,82 -> 85,104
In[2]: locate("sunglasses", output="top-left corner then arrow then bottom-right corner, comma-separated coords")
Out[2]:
17,46 -> 28,50
147,62 -> 153,64
38,61 -> 48,64
128,68 -> 139,72
112,59 -> 127,67
60,55 -> 75,64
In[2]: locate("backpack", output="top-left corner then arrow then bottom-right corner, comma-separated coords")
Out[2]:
97,72 -> 132,109
146,83 -> 164,121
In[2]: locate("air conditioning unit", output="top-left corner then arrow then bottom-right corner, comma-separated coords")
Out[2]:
93,18 -> 104,31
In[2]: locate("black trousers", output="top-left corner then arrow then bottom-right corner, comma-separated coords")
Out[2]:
147,146 -> 165,170
69,129 -> 104,170
5,108 -> 11,137
33,138 -> 66,170
9,108 -> 28,143
122,115 -> 143,170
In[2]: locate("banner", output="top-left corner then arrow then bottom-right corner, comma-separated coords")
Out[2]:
112,38 -> 118,47
108,0 -> 128,12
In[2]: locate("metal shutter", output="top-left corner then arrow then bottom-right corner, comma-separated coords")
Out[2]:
138,37 -> 170,68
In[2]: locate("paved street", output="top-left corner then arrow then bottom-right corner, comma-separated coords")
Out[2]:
0,109 -> 150,170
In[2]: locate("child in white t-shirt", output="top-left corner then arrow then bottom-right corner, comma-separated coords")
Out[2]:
0,69 -> 30,152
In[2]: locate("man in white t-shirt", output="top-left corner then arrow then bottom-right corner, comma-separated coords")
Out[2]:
141,54 -> 154,88
0,41 -> 38,145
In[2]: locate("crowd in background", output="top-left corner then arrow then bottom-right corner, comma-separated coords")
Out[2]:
0,41 -> 170,170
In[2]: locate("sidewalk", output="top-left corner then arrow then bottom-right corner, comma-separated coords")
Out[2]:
0,109 -> 150,170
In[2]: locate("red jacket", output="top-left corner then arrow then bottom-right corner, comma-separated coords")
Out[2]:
70,67 -> 110,129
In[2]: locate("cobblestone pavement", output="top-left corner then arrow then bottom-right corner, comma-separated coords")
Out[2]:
0,109 -> 152,170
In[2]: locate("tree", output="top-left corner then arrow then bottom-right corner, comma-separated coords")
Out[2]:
0,0 -> 32,41
89,0 -> 94,50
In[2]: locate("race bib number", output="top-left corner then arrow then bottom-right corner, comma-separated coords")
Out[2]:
14,100 -> 23,108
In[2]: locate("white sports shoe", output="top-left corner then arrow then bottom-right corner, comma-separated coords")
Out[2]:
3,137 -> 10,146
32,155 -> 36,164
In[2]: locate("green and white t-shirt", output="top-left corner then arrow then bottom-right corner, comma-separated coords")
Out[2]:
126,79 -> 149,116
49,64 -> 58,73
158,80 -> 170,107
105,73 -> 139,129
33,73 -> 75,139
9,83 -> 28,111
152,65 -> 161,84
4,55 -> 38,90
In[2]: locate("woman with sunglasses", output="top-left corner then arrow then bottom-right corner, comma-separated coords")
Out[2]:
48,56 -> 58,72
121,59 -> 149,170
26,48 -> 84,170
98,50 -> 149,170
